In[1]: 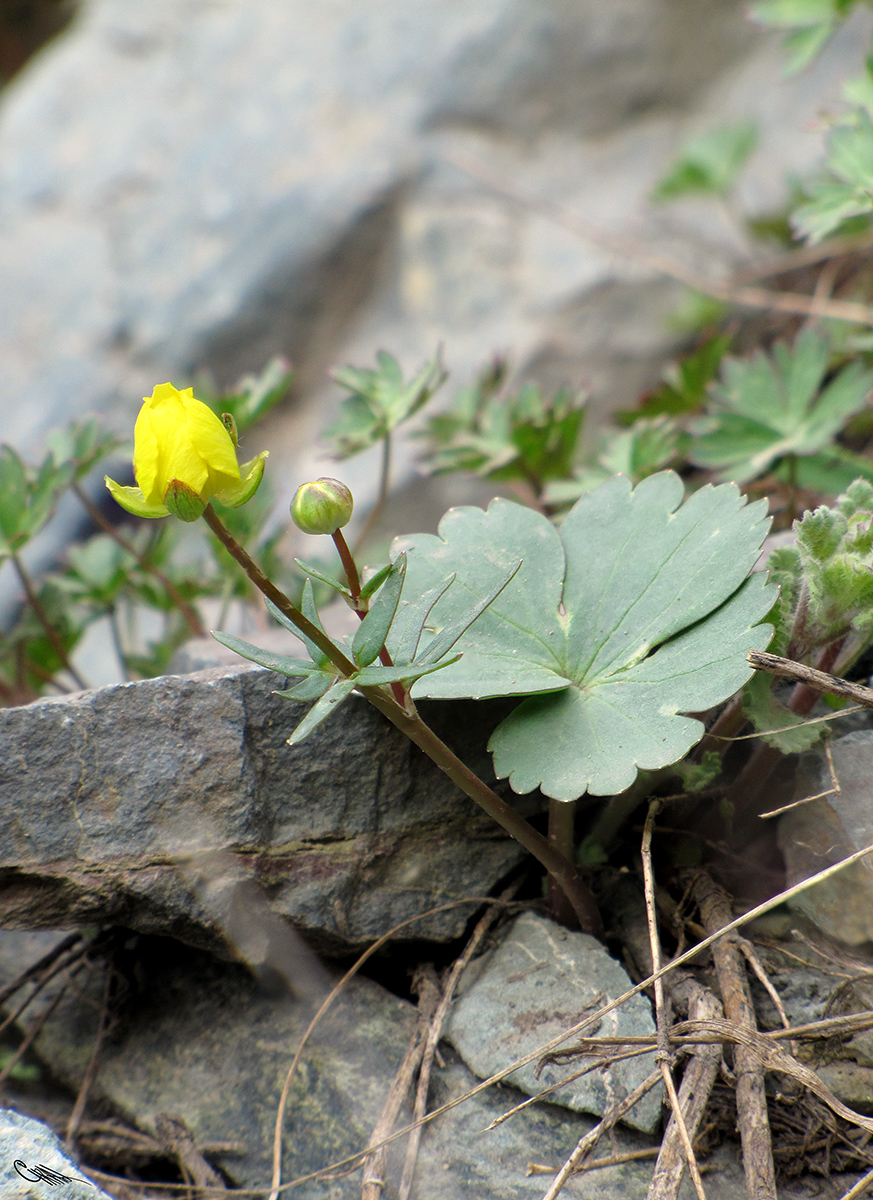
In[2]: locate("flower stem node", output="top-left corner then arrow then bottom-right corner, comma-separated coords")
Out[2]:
291,478 -> 354,535
105,382 -> 268,520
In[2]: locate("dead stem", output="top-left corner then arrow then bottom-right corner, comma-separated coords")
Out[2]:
267,897 -> 518,1200
446,150 -> 873,328
361,978 -> 435,1200
399,886 -> 518,1200
67,959 -> 114,1145
272,843 -> 873,1198
692,871 -> 777,1200
642,800 -> 706,1200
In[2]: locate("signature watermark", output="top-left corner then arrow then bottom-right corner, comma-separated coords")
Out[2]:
13,1159 -> 95,1188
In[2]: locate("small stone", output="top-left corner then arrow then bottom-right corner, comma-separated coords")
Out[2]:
0,1108 -> 112,1198
445,911 -> 662,1133
779,732 -> 873,945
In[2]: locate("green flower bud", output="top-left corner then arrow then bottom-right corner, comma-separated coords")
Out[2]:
291,478 -> 354,535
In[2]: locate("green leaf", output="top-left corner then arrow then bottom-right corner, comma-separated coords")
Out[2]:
266,583 -> 334,668
285,678 -> 356,746
324,351 -> 447,457
195,357 -> 293,434
689,329 -> 873,483
211,630 -> 325,678
390,574 -> 456,665
416,560 -> 522,666
0,446 -> 73,555
351,655 -> 461,687
359,563 -> 394,601
294,558 -> 353,602
616,335 -> 731,425
392,473 -> 774,799
792,115 -> 873,242
274,673 -> 335,702
45,419 -> 122,481
743,670 -> 825,752
417,371 -> 587,491
750,0 -> 855,72
352,555 -> 406,666
653,122 -> 758,201
672,750 -> 724,793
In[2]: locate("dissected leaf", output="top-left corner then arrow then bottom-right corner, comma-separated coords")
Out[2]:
0,446 -> 74,557
266,584 -> 335,668
352,655 -> 461,687
417,373 -> 587,492
274,673 -> 335,702
689,329 -> 873,483
750,0 -> 856,73
359,563 -> 394,601
792,114 -> 873,242
653,122 -> 758,200
390,574 -> 456,665
617,335 -> 731,426
391,472 -> 774,799
324,351 -> 446,457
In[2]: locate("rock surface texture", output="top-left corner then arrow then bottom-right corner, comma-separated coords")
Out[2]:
0,662 -> 526,954
0,1108 -> 111,1198
0,0 -> 869,527
779,732 -> 873,945
446,912 -> 662,1133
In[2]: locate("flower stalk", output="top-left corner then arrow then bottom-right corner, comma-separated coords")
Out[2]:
202,504 -> 602,935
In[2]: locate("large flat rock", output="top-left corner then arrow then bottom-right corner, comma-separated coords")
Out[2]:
0,664 -> 526,954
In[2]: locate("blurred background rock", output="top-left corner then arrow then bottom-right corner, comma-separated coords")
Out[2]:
0,0 -> 869,543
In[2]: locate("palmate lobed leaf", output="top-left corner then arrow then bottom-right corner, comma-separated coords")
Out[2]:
390,472 -> 775,800
690,329 -> 873,483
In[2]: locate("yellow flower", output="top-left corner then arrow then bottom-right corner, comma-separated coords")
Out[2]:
105,383 -> 267,521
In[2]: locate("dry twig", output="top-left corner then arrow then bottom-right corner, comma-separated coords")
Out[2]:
399,887 -> 517,1200
692,872 -> 777,1200
642,801 -> 706,1200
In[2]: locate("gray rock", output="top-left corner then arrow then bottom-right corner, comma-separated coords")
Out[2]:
779,732 -> 873,945
445,912 -> 662,1133
0,0 -> 865,472
0,932 -> 866,1197
0,1108 -> 112,1198
0,662 -> 527,954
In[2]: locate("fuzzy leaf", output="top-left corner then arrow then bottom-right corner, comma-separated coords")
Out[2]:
392,472 -> 774,799
743,670 -> 825,753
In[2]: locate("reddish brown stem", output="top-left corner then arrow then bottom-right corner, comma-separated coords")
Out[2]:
201,505 -> 603,936
332,527 -> 405,705
72,482 -> 206,637
11,553 -> 89,691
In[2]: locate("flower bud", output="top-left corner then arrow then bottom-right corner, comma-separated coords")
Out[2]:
291,478 -> 354,535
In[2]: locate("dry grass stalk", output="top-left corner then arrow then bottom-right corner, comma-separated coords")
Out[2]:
693,871 -> 777,1200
